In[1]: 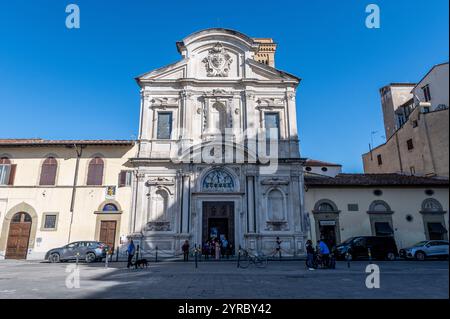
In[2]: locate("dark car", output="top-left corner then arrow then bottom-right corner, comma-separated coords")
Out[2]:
335,236 -> 399,261
45,241 -> 109,263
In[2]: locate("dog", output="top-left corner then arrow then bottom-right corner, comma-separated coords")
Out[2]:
134,258 -> 149,269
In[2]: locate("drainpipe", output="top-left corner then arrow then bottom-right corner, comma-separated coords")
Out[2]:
67,144 -> 84,244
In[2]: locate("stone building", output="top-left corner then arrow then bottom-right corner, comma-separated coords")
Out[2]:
363,62 -> 449,177
304,173 -> 449,249
129,28 -> 306,256
0,139 -> 136,260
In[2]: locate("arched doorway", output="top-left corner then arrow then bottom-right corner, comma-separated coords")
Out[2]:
5,212 -> 32,259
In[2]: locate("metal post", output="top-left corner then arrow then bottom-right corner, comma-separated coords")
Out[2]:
105,250 -> 109,268
368,247 -> 372,264
76,252 -> 79,266
346,252 -> 350,268
155,246 -> 158,263
116,248 -> 119,262
237,245 -> 241,268
195,244 -> 198,269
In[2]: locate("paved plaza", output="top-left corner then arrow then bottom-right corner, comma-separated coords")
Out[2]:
0,259 -> 448,299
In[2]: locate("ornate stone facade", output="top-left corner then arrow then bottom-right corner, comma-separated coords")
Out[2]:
130,28 -> 306,256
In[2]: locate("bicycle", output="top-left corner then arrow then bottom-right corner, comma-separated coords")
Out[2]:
238,249 -> 268,269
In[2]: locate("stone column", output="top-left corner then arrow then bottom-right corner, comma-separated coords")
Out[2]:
134,173 -> 147,233
246,176 -> 256,233
181,174 -> 191,234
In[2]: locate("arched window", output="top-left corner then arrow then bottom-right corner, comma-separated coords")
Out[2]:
102,203 -> 118,212
202,169 -> 235,192
422,198 -> 443,212
152,189 -> 169,221
318,202 -> 335,212
87,157 -> 104,185
11,212 -> 32,223
268,189 -> 284,221
369,200 -> 391,212
39,157 -> 57,185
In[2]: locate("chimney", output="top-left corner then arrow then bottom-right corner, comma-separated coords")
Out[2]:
253,38 -> 277,67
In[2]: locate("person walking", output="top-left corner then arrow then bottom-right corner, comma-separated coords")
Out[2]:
182,240 -> 190,262
215,240 -> 220,260
221,237 -> 228,258
275,237 -> 282,259
126,239 -> 135,269
305,240 -> 315,270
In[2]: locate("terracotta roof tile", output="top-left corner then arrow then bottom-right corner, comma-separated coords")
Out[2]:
305,173 -> 449,187
0,139 -> 135,146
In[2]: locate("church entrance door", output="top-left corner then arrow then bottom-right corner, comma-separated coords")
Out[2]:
202,201 -> 234,253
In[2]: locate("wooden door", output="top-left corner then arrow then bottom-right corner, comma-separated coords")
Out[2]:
99,221 -> 117,252
5,212 -> 32,259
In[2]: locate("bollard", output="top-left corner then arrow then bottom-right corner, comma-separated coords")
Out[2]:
195,244 -> 198,269
116,248 -> 119,262
105,249 -> 109,268
76,252 -> 80,266
346,252 -> 350,268
237,245 -> 241,268
155,246 -> 158,263
368,247 -> 372,264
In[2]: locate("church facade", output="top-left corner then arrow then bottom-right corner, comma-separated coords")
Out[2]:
129,29 -> 307,256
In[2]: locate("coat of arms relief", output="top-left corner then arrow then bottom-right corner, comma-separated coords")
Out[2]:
202,43 -> 233,77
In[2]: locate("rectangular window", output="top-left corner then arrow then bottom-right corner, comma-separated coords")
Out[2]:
42,213 -> 58,230
348,204 -> 359,211
118,170 -> 132,187
407,139 -> 414,150
0,165 -> 11,185
422,85 -> 431,102
0,164 -> 16,185
264,112 -> 280,139
377,154 -> 382,165
157,112 -> 172,139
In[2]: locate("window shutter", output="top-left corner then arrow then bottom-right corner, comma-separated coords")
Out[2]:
87,158 -> 104,185
118,171 -> 127,187
39,158 -> 57,185
8,164 -> 17,185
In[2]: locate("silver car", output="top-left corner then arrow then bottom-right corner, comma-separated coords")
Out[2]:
399,240 -> 449,261
45,241 -> 109,263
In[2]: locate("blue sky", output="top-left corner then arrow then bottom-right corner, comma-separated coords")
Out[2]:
0,0 -> 448,172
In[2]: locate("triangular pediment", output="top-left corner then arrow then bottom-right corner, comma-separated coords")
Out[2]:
136,59 -> 187,81
247,59 -> 300,82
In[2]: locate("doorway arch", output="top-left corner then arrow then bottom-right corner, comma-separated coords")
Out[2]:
0,202 -> 38,260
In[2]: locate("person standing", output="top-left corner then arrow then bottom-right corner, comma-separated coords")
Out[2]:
318,239 -> 330,268
221,237 -> 228,258
182,240 -> 190,261
305,240 -> 315,270
126,239 -> 135,269
275,237 -> 282,259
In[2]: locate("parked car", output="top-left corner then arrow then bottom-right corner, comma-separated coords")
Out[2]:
335,236 -> 399,261
399,240 -> 449,261
45,241 -> 109,263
